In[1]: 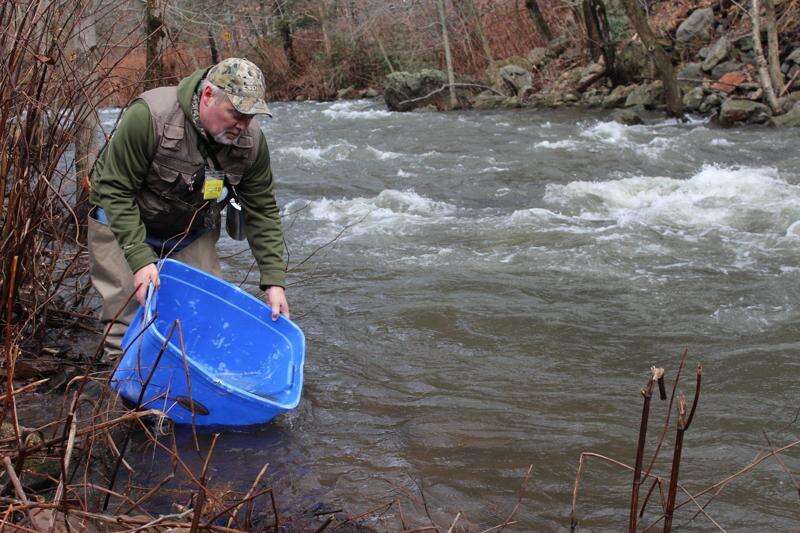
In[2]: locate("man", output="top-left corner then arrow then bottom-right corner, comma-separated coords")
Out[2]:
89,57 -> 289,362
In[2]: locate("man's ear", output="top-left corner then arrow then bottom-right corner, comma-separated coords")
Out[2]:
200,86 -> 214,107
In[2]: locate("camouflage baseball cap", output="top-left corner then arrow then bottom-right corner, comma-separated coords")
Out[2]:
207,57 -> 271,116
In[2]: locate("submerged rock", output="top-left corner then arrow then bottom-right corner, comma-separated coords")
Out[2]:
612,108 -> 644,125
718,98 -> 771,125
676,8 -> 715,43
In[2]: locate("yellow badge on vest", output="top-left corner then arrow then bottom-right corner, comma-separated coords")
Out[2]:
203,178 -> 224,200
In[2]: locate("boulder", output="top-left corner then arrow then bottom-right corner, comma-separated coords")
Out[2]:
472,91 -> 512,110
612,108 -> 644,125
702,37 -> 731,72
603,84 -> 636,108
498,64 -> 533,97
546,36 -> 569,59
563,93 -> 579,103
625,81 -> 664,109
711,71 -> 749,94
383,69 -> 449,112
711,60 -> 743,80
679,62 -> 705,81
718,98 -> 771,126
336,85 -> 359,100
698,45 -> 711,60
786,48 -> 800,65
771,103 -> 800,127
617,41 -> 654,82
676,8 -> 715,43
699,92 -> 723,114
683,86 -> 706,111
527,47 -> 548,67
362,88 -> 380,98
561,47 -> 584,63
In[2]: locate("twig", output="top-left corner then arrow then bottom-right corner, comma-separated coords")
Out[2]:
629,367 -> 661,532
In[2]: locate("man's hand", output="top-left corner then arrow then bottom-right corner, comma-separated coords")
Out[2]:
265,286 -> 290,321
133,263 -> 159,306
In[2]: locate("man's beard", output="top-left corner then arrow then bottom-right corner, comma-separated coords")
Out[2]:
212,129 -> 240,145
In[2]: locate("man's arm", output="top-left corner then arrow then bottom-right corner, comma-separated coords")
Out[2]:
237,132 -> 289,319
90,101 -> 159,303
91,101 -> 157,272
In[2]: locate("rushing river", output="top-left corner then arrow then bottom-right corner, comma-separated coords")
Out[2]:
102,102 -> 800,529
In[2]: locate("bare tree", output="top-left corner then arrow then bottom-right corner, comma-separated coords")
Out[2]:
436,0 -> 457,109
751,0 -> 781,112
144,0 -> 165,90
763,0 -> 785,95
619,0 -> 683,118
525,0 -> 552,42
582,0 -> 621,84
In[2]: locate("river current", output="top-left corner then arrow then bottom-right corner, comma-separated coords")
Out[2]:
101,101 -> 800,529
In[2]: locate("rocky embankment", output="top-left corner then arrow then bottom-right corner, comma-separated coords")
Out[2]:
373,6 -> 800,127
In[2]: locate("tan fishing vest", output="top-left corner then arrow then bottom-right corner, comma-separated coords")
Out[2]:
135,86 -> 260,238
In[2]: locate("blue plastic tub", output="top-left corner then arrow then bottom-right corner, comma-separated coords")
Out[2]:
112,259 -> 305,426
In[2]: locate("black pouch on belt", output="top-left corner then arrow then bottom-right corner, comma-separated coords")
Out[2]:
205,149 -> 247,241
225,189 -> 247,241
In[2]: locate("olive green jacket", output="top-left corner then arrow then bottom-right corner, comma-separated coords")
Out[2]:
90,68 -> 286,288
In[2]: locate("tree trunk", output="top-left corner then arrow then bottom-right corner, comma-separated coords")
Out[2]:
763,0 -> 785,95
619,0 -> 683,118
462,0 -> 493,64
436,0 -> 457,109
751,0 -> 781,112
272,0 -> 295,68
72,2 -> 99,239
583,0 -> 621,85
525,0 -> 552,42
207,29 -> 219,64
144,0 -> 164,91
318,5 -> 331,57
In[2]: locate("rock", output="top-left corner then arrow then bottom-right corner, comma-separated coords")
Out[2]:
711,60 -> 743,80
787,48 -> 800,64
711,71 -> 749,94
679,62 -> 705,81
625,81 -> 664,109
683,86 -> 706,111
412,104 -> 439,113
698,45 -> 711,60
584,91 -> 606,108
771,103 -> 800,127
718,98 -> 771,126
564,93 -> 579,103
561,47 -> 584,62
294,95 -> 305,101
498,64 -> 533,97
363,88 -> 379,98
336,85 -> 359,100
789,65 -> 800,90
676,8 -> 715,43
546,36 -> 569,58
702,37 -> 731,72
472,91 -> 510,110
699,92 -> 723,114
612,108 -> 644,125
383,69 -> 449,112
603,84 -> 635,108
738,37 -> 754,52
617,41 -> 654,82
527,47 -> 548,67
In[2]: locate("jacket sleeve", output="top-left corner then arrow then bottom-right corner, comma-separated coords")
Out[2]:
90,100 -> 158,274
237,132 -> 287,289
